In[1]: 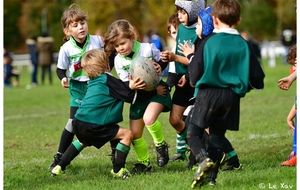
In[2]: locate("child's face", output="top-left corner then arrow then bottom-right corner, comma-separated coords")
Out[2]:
169,25 -> 178,40
113,36 -> 134,57
177,9 -> 189,26
195,17 -> 203,38
65,20 -> 88,43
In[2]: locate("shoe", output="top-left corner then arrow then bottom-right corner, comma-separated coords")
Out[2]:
48,153 -> 63,171
51,165 -> 64,176
156,141 -> 169,167
170,153 -> 186,162
222,163 -> 243,171
207,180 -> 217,187
187,151 -> 198,170
280,156 -> 297,166
131,163 -> 153,174
287,151 -> 295,160
191,158 -> 215,189
111,168 -> 131,179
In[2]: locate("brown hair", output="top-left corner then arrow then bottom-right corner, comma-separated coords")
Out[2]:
104,19 -> 138,56
81,49 -> 110,79
167,13 -> 181,33
286,44 -> 297,66
212,0 -> 241,27
61,4 -> 88,42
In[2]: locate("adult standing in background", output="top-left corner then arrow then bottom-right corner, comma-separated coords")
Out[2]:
26,37 -> 38,87
36,34 -> 54,85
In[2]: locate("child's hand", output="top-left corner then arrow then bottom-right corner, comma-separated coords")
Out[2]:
61,77 -> 69,88
177,75 -> 187,87
156,85 -> 167,96
278,76 -> 294,90
177,41 -> 195,57
129,75 -> 146,90
153,62 -> 162,75
287,119 -> 295,134
161,50 -> 176,62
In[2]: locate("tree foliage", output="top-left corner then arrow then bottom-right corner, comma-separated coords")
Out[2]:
3,0 -> 297,53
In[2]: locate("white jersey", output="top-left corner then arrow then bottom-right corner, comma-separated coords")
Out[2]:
57,34 -> 104,82
114,40 -> 161,82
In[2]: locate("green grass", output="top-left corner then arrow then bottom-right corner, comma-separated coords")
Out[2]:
4,59 -> 297,190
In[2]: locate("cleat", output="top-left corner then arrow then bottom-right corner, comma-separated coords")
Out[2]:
187,151 -> 197,170
280,156 -> 296,166
191,158 -> 215,189
222,163 -> 243,171
111,168 -> 131,179
131,163 -> 153,174
48,153 -> 63,171
207,180 -> 217,187
170,153 -> 186,162
287,151 -> 295,160
51,165 -> 64,176
156,141 -> 169,167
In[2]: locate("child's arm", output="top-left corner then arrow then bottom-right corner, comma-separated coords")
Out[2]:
278,71 -> 296,91
106,73 -> 156,104
160,50 -> 189,65
287,104 -> 296,134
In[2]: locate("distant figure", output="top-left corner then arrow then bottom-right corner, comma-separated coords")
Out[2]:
144,30 -> 164,51
25,37 -> 38,86
3,50 -> 20,88
36,35 -> 54,85
281,27 -> 296,64
240,31 -> 261,61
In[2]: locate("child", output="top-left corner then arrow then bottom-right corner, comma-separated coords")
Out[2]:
51,49 -> 153,178
165,13 -> 181,91
178,6 -> 243,173
104,19 -> 172,173
3,51 -> 20,88
48,4 -> 108,171
186,0 -> 265,188
160,0 -> 206,163
280,44 -> 297,167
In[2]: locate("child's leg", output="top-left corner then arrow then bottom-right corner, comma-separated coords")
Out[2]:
170,104 -> 188,159
222,137 -> 242,171
49,107 -> 77,171
111,127 -> 132,173
130,119 -> 150,167
51,140 -> 84,175
144,102 -> 169,167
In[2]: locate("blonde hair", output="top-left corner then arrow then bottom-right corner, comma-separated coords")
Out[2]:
104,19 -> 138,56
61,4 -> 88,42
81,49 -> 110,79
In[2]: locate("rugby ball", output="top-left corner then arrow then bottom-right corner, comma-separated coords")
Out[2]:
130,56 -> 160,91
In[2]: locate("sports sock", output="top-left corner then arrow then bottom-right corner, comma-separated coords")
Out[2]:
293,122 -> 296,155
226,150 -> 239,166
58,140 -> 83,170
146,120 -> 164,146
176,127 -> 188,156
132,137 -> 150,166
113,143 -> 130,173
58,128 -> 75,153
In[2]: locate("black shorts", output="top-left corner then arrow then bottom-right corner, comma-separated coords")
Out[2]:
172,74 -> 194,107
190,88 -> 240,131
72,118 -> 119,149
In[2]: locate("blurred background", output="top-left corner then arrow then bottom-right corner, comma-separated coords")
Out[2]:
3,0 -> 297,82
4,0 -> 296,53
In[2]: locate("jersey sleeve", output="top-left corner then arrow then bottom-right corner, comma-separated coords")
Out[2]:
106,73 -> 156,103
57,46 -> 69,70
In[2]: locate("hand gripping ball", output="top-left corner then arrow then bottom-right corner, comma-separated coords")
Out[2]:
130,56 -> 160,91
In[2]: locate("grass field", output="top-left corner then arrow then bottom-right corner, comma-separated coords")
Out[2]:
3,59 -> 297,190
